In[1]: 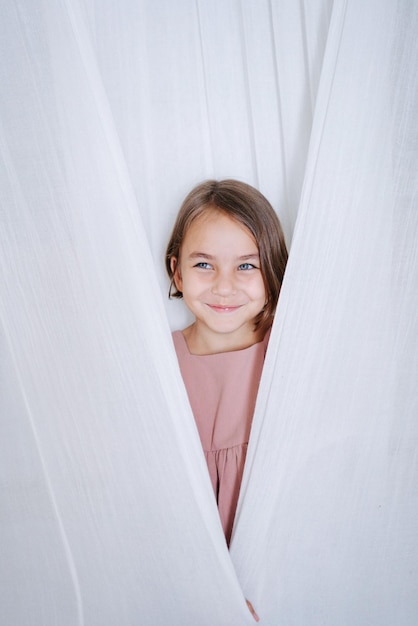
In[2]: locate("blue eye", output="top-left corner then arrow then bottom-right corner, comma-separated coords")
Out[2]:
238,263 -> 256,270
194,262 -> 212,269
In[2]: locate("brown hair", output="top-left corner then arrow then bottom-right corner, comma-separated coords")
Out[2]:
165,179 -> 288,335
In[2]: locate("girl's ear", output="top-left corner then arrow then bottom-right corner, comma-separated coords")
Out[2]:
170,257 -> 183,291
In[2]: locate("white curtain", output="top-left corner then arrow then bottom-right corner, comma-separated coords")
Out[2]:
0,1 -> 417,624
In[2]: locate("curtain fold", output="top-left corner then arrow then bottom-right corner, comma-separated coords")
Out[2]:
232,2 -> 418,623
1,1 -> 417,624
1,2 -> 248,624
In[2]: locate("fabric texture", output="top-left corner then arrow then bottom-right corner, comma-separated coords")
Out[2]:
0,1 -> 417,624
172,330 -> 269,544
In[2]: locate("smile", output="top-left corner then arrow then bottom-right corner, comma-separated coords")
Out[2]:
206,304 -> 243,313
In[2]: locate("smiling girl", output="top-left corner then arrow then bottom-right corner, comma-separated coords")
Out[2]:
165,179 -> 288,620
166,178 -> 287,533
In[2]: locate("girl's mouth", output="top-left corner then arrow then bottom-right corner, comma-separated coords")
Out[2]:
207,304 -> 242,313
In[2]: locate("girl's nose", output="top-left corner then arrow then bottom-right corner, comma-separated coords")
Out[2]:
211,272 -> 236,296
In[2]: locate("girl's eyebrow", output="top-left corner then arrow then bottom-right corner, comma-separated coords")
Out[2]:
238,254 -> 259,260
189,252 -> 214,259
188,252 -> 260,260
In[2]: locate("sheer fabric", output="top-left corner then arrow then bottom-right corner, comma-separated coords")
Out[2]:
0,1 -> 417,624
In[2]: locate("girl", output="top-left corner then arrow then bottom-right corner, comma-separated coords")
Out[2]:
165,179 -> 287,619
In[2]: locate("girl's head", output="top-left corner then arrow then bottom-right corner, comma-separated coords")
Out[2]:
166,179 -> 288,337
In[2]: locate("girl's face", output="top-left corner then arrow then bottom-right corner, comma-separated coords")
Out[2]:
171,210 -> 266,352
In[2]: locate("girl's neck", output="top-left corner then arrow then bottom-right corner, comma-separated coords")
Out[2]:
182,322 -> 265,355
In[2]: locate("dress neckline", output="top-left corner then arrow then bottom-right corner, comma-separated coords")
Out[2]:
173,329 -> 269,358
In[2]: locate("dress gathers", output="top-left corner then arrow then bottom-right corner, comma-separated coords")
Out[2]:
172,330 -> 269,545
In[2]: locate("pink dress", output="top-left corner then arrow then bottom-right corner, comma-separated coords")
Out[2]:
172,331 -> 269,545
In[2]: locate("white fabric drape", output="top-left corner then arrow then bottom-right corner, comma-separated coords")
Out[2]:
1,1 -> 417,625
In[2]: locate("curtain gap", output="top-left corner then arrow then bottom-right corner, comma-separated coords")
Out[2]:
267,0 -> 290,213
194,0 -> 215,176
237,0 -> 259,188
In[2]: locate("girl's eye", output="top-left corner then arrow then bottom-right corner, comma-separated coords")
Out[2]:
194,262 -> 212,269
238,263 -> 256,271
